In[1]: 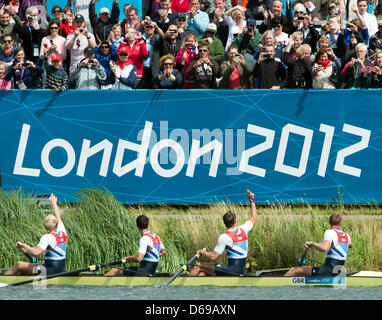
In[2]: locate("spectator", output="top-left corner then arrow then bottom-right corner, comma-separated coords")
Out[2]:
369,20 -> 382,56
254,30 -> 284,61
45,54 -> 69,92
89,0 -> 120,44
312,47 -> 341,89
223,6 -> 247,50
69,46 -> 107,89
152,54 -> 183,88
337,28 -> 364,65
0,6 -> 22,51
118,27 -> 149,87
252,44 -> 286,89
40,20 -> 67,66
272,17 -> 289,51
322,15 -> 342,57
219,44 -> 252,89
67,0 -> 93,32
176,33 -> 198,87
109,24 -> 124,47
346,6 -> 369,45
94,41 -> 117,89
350,0 -> 378,37
361,50 -> 382,88
341,42 -> 373,88
0,60 -> 11,90
209,0 -> 230,47
291,0 -> 329,22
184,42 -> 219,88
282,43 -> 313,89
172,0 -> 190,13
17,6 -> 44,64
60,6 -> 76,38
197,23 -> 225,64
290,12 -> 320,54
15,0 -> 43,23
258,0 -> 290,34
245,0 -> 273,20
66,14 -> 97,72
50,5 -> 64,24
5,47 -> 44,89
121,6 -> 142,33
284,32 -> 304,61
151,0 -> 179,32
156,24 -> 182,59
310,35 -> 332,62
108,46 -> 137,90
176,13 -> 195,40
0,34 -> 16,66
289,3 -> 307,33
186,0 -> 210,37
204,0 -> 231,15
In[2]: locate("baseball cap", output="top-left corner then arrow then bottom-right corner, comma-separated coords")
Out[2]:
117,46 -> 129,55
100,7 -> 110,15
51,54 -> 62,62
84,46 -> 94,55
206,23 -> 217,33
177,13 -> 187,20
74,14 -> 85,22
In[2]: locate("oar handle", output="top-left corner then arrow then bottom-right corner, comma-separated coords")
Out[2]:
164,254 -> 200,286
297,246 -> 310,266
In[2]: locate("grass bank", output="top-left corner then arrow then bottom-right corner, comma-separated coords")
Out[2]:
1,189 -> 381,274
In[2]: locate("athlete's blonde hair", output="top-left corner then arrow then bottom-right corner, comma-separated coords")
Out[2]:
44,214 -> 58,232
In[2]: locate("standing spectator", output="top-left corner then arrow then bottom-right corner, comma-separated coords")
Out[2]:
40,20 -> 67,66
60,6 -> 76,38
0,5 -> 22,50
310,35 -> 332,62
368,20 -> 382,56
94,41 -> 117,89
67,0 -> 93,32
223,6 -> 247,51
245,0 -> 273,20
252,44 -> 286,89
350,0 -> 378,37
18,6 -> 44,64
219,44 -> 252,89
69,46 -> 106,89
151,0 -> 179,32
272,17 -> 289,50
156,24 -> 182,59
50,5 -> 64,25
121,6 -> 142,33
361,50 -> 382,88
337,28 -> 364,65
290,13 -> 320,54
117,27 -> 149,87
176,13 -> 195,40
312,47 -> 341,89
16,0 -> 43,23
108,46 -> 137,90
153,53 -> 183,88
186,0 -> 209,37
172,0 -> 190,13
175,33 -> 198,87
204,0 -> 231,15
4,47 -> 44,89
0,60 -> 11,90
254,30 -> 284,61
323,15 -> 342,58
45,54 -> 69,92
89,0 -> 120,45
197,23 -> 224,64
284,32 -> 304,61
66,14 -> 96,72
109,24 -> 124,47
258,0 -> 290,34
184,42 -> 219,88
209,0 -> 229,47
0,34 -> 16,66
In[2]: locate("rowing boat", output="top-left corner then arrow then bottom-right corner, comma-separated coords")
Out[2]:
1,271 -> 382,287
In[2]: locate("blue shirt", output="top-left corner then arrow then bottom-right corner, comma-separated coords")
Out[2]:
186,10 -> 209,37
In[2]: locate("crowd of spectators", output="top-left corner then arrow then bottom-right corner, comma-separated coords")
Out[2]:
0,0 -> 382,90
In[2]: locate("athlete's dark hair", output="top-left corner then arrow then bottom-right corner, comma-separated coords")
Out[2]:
136,215 -> 149,229
329,213 -> 342,227
223,211 -> 236,228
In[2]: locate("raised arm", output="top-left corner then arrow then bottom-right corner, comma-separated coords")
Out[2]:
49,193 -> 62,223
246,189 -> 257,225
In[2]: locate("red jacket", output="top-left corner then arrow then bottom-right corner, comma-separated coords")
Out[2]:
171,0 -> 190,13
117,39 -> 149,79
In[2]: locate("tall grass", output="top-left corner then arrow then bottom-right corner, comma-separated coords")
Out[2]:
1,189 -> 381,274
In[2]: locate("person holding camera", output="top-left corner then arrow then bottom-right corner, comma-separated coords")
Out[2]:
289,11 -> 320,54
69,46 -> 107,89
4,47 -> 44,89
258,0 -> 290,34
66,14 -> 97,73
40,20 -> 67,66
312,47 -> 341,89
219,44 -> 252,89
360,50 -> 382,88
152,53 -> 183,88
252,44 -> 286,89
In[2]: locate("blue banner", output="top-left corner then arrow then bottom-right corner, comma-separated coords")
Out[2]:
0,90 -> 381,204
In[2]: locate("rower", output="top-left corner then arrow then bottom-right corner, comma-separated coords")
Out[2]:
5,194 -> 67,276
284,213 -> 353,277
105,215 -> 166,276
189,190 -> 258,276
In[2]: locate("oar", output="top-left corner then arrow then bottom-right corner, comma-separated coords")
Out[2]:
164,253 -> 200,286
254,268 -> 291,277
305,256 -> 324,266
0,259 -> 126,287
297,246 -> 310,266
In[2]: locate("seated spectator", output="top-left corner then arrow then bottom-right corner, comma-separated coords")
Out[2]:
5,47 -> 44,89
151,0 -> 179,32
60,6 -> 76,38
254,31 -> 284,61
89,0 -> 120,44
209,0 -> 230,48
282,43 -> 312,89
219,44 -> 252,89
361,50 -> 382,88
18,6 -> 44,64
121,6 -> 143,33
197,23 -> 225,64
232,18 -> 261,69
69,46 -> 107,89
186,0 -> 210,37
153,54 -> 184,88
94,41 -> 117,89
176,34 -> 198,87
0,34 -> 16,66
40,20 -> 67,66
369,20 -> 382,56
156,24 -> 182,59
184,42 -> 220,88
258,0 -> 290,34
117,27 -> 149,87
0,61 -> 11,90
337,28 -> 364,65
66,14 -> 97,72
0,6 -> 22,50
341,42 -> 373,88
108,46 -> 137,90
312,47 -> 341,89
223,5 -> 247,51
109,24 -> 124,47
45,54 -> 69,92
252,44 -> 286,89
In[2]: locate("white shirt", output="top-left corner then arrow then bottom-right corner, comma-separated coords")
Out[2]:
324,229 -> 351,261
224,15 -> 247,51
138,233 -> 165,263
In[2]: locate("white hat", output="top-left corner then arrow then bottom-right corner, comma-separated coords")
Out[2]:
100,7 -> 110,15
206,23 -> 217,33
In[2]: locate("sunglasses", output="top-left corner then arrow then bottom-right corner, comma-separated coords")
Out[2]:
3,39 -> 12,43
163,62 -> 173,66
50,26 -> 59,29
119,52 -> 128,56
178,18 -> 186,21
199,49 -> 209,52
53,10 -> 62,13
295,11 -> 304,14
100,45 -> 109,49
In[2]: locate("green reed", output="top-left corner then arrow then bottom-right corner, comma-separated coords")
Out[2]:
0,189 -> 381,274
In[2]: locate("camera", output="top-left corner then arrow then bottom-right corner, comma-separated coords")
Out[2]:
22,63 -> 29,67
235,54 -> 240,57
79,29 -> 84,32
263,53 -> 271,59
346,23 -> 352,28
88,59 -> 94,64
298,16 -> 305,21
145,17 -> 151,26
